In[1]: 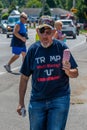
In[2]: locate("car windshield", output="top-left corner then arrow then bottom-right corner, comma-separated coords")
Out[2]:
8,17 -> 20,24
62,21 -> 71,25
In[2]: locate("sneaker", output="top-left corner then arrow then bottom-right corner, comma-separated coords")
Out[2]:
4,64 -> 11,72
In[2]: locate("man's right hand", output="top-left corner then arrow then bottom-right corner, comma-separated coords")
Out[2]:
17,104 -> 24,116
21,37 -> 26,42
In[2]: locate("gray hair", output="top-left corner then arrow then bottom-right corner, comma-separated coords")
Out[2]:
20,12 -> 27,18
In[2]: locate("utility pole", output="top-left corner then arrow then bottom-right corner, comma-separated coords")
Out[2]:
71,0 -> 78,13
73,0 -> 76,8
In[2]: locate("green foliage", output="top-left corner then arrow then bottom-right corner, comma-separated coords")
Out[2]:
46,0 -> 57,8
26,0 -> 42,8
17,0 -> 28,7
76,0 -> 87,21
65,0 -> 72,10
58,0 -> 66,9
2,12 -> 9,19
84,0 -> 87,4
0,0 -> 87,22
8,2 -> 17,14
0,1 -> 3,8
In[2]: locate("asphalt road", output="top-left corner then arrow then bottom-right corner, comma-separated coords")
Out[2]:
0,32 -> 87,130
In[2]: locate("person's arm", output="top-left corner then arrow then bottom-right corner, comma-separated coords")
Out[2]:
13,24 -> 26,42
62,61 -> 79,78
17,74 -> 29,115
53,31 -> 58,39
61,34 -> 66,41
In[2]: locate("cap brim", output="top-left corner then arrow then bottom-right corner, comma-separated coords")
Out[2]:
37,24 -> 54,29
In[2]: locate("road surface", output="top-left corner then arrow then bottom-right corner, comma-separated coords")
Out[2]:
0,31 -> 87,130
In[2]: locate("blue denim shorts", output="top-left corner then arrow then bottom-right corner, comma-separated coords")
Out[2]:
28,95 -> 70,130
12,46 -> 26,55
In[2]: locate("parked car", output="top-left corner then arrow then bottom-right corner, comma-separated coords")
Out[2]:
6,15 -> 20,38
0,24 -> 2,33
28,16 -> 38,23
1,22 -> 7,34
6,15 -> 28,39
58,19 -> 77,39
0,20 -> 7,34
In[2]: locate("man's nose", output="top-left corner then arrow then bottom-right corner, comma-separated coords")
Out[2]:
43,31 -> 47,36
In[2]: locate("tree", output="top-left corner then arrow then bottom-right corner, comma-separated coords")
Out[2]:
26,0 -> 42,8
0,0 -> 87,22
39,3 -> 51,17
2,12 -> 9,19
57,0 -> 66,9
1,0 -> 9,8
0,1 -> 3,22
65,0 -> 72,10
46,0 -> 57,8
76,0 -> 87,22
0,1 -> 3,8
17,0 -> 28,7
84,0 -> 87,4
8,2 -> 17,14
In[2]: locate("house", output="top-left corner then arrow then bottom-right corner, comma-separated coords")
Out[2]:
22,8 -> 73,18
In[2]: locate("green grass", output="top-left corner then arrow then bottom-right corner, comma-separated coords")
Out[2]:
80,29 -> 87,34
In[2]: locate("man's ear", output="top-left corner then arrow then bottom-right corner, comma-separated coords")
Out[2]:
36,28 -> 41,36
36,28 -> 38,33
52,29 -> 56,35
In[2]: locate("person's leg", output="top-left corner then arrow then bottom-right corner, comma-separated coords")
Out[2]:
4,47 -> 20,72
8,55 -> 19,65
47,95 -> 70,130
21,47 -> 26,61
8,47 -> 21,65
28,101 -> 47,130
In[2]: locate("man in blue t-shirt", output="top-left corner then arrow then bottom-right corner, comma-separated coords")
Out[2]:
4,12 -> 27,72
17,16 -> 79,130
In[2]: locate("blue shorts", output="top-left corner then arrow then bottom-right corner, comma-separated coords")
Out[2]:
12,47 -> 26,55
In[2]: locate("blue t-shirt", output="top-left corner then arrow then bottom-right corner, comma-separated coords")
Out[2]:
20,39 -> 78,101
11,21 -> 27,47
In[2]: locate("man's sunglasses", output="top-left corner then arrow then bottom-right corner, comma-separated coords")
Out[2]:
21,16 -> 27,20
39,27 -> 52,35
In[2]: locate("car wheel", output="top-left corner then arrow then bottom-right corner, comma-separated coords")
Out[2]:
77,31 -> 79,36
73,34 -> 76,39
7,34 -> 9,38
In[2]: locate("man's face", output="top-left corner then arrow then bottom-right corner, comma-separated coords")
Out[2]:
37,26 -> 56,48
20,15 -> 27,23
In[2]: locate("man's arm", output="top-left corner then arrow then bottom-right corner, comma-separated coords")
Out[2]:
13,24 -> 26,42
65,68 -> 78,78
62,61 -> 79,78
17,74 -> 29,115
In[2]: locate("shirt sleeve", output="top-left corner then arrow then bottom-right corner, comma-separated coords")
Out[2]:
20,48 -> 33,77
70,54 -> 78,69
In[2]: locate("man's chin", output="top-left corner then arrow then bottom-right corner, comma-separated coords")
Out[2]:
41,43 -> 50,48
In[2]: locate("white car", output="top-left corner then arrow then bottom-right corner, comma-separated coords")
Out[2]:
6,15 -> 20,38
6,15 -> 28,39
58,19 -> 77,39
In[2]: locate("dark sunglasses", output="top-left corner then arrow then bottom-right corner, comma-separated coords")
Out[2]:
21,16 -> 27,20
39,27 -> 52,35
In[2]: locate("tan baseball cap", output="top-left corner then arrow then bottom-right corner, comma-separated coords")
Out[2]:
37,15 -> 55,29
